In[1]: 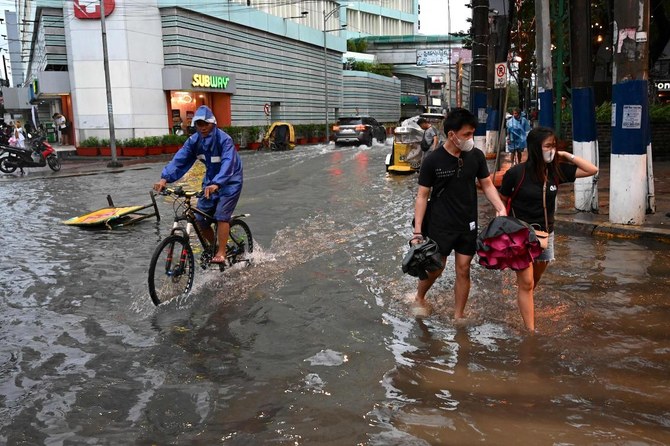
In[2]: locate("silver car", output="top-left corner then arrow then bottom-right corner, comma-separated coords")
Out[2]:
332,116 -> 386,146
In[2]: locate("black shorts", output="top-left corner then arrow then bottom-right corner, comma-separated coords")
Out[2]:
427,229 -> 477,257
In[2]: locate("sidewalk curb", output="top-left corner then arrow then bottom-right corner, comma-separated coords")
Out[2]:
556,215 -> 670,244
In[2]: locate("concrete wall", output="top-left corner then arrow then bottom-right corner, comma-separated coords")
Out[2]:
64,0 -> 167,140
342,71 -> 401,122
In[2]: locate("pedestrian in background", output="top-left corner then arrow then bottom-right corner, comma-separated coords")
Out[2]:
506,108 -> 531,165
10,121 -> 25,148
412,108 -> 507,319
52,113 -> 69,146
499,127 -> 598,332
417,117 -> 439,153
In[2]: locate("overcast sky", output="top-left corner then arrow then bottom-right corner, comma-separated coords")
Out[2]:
419,0 -> 471,36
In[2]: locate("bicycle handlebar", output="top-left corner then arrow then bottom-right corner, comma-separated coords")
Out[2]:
160,186 -> 203,198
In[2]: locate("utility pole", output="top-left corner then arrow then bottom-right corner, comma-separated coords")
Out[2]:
552,0 -> 568,136
485,10 -> 497,157
535,0 -> 553,128
570,0 -> 599,212
2,55 -> 8,86
100,0 -> 122,168
471,0 -> 489,150
610,0 -> 654,224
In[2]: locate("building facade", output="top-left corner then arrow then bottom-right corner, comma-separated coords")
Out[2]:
5,0 -> 406,144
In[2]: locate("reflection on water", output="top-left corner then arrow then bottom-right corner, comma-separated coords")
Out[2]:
1,141 -> 669,444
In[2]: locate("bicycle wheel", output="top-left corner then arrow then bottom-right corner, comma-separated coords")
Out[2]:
227,219 -> 253,262
148,235 -> 195,306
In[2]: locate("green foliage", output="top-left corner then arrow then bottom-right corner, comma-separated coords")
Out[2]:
144,136 -> 161,147
293,124 -> 306,138
161,133 -> 182,146
100,138 -> 110,147
649,103 -> 670,121
223,126 -> 245,143
246,125 -> 262,142
347,39 -> 368,53
560,101 -> 670,123
80,136 -> 100,147
346,60 -> 394,77
124,137 -> 147,148
595,101 -> 611,122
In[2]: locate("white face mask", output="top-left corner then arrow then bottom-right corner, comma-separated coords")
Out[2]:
543,149 -> 555,163
451,134 -> 475,152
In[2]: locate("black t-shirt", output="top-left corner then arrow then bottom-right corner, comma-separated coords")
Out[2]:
418,146 -> 490,233
500,162 -> 578,232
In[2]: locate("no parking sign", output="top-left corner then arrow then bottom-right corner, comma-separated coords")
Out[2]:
495,63 -> 507,89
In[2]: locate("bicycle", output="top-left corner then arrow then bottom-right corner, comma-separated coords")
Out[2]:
148,186 -> 253,306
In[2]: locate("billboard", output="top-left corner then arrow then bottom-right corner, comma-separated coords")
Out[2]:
416,48 -> 472,66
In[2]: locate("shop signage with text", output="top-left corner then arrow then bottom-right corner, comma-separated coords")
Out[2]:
192,74 -> 231,90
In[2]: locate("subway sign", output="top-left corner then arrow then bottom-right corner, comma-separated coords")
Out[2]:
162,67 -> 237,93
192,73 -> 231,90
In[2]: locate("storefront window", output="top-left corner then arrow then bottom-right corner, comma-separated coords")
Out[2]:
169,91 -> 211,132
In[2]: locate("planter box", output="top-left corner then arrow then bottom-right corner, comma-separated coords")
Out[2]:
163,145 -> 180,154
123,147 -> 148,157
146,146 -> 163,155
308,137 -> 319,144
76,146 -> 98,156
247,142 -> 261,150
99,147 -> 111,156
296,137 -> 307,145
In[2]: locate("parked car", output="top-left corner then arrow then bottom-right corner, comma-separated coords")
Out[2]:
332,116 -> 386,146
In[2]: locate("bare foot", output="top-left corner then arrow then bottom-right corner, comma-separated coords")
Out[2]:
412,300 -> 432,318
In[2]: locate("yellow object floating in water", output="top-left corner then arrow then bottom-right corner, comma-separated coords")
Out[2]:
62,193 -> 160,229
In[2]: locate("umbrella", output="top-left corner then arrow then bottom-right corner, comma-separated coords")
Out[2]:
476,216 -> 544,271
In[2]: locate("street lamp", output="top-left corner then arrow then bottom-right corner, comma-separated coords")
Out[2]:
323,5 -> 346,142
285,11 -> 308,20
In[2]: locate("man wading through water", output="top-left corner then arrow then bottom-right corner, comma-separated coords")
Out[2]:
411,108 -> 507,318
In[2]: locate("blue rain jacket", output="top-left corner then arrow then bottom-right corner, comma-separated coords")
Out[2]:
160,128 -> 243,197
506,116 -> 531,150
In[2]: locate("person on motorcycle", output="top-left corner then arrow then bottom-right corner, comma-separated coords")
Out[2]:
10,121 -> 26,148
153,105 -> 243,264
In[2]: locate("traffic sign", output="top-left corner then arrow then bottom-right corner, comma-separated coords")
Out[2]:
263,103 -> 270,116
494,62 -> 507,89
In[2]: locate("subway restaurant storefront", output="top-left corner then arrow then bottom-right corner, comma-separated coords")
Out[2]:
162,67 -> 236,133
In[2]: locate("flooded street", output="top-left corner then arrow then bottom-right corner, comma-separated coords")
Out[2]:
1,142 -> 669,445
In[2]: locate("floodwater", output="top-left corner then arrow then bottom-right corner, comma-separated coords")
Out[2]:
1,141 -> 669,445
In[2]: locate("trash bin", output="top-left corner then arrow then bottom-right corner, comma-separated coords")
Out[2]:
45,122 -> 57,143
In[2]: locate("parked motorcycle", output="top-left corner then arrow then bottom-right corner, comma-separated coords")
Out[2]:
0,135 -> 61,174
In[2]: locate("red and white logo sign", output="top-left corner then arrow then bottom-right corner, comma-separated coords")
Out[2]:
74,0 -> 115,19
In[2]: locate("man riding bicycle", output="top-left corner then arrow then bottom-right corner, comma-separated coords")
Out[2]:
153,105 -> 243,264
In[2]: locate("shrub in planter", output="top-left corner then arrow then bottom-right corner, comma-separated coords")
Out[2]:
246,126 -> 262,150
294,124 -> 308,145
223,126 -> 245,149
144,136 -> 163,155
123,138 -> 147,156
77,137 -> 100,156
161,133 -> 182,154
